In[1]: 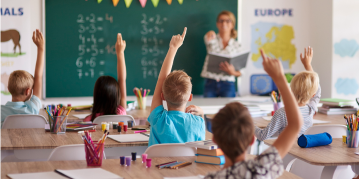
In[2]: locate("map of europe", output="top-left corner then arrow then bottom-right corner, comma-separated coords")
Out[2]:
251,22 -> 296,69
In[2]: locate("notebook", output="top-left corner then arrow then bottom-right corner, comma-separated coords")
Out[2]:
207,51 -> 249,74
195,154 -> 225,165
320,98 -> 357,107
8,168 -> 122,179
185,140 -> 218,150
108,134 -> 149,143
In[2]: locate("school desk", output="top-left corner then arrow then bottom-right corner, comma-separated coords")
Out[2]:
1,156 -> 302,179
264,138 -> 358,179
1,127 -> 213,162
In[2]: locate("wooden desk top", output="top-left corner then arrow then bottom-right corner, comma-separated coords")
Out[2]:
206,113 -> 346,129
39,107 -> 151,123
264,138 -> 359,166
1,127 -> 213,151
1,156 -> 301,179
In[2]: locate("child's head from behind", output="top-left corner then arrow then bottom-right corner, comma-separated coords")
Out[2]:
162,70 -> 192,108
290,71 -> 319,105
92,76 -> 120,121
212,102 -> 254,163
8,70 -> 34,100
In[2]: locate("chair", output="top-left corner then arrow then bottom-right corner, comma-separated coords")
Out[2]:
287,125 -> 352,179
2,114 -> 48,129
144,143 -> 196,158
47,144 -> 106,161
93,115 -> 136,126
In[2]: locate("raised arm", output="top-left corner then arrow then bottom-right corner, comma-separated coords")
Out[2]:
115,33 -> 127,109
260,49 -> 303,158
151,27 -> 187,112
32,29 -> 45,98
300,46 -> 313,72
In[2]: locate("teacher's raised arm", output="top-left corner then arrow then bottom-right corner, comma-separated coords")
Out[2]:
200,11 -> 242,98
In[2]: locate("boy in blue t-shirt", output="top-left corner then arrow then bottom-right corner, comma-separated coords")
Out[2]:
1,29 -> 44,127
148,27 -> 205,146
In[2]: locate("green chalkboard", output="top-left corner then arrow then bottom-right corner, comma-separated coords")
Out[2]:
45,0 -> 237,98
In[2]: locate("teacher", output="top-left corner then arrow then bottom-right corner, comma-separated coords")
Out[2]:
201,11 -> 242,98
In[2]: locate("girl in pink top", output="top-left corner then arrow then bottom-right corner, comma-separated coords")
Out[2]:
84,34 -> 127,122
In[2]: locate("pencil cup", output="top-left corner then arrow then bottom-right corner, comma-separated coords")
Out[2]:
51,116 -> 67,134
137,97 -> 147,110
85,142 -> 104,166
273,102 -> 283,111
347,130 -> 359,148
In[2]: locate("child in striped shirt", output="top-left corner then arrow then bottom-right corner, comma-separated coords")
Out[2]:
255,46 -> 321,141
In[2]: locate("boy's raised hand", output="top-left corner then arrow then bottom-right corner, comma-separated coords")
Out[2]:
32,29 -> 44,50
115,33 -> 126,54
169,27 -> 187,49
260,49 -> 285,82
300,46 -> 314,71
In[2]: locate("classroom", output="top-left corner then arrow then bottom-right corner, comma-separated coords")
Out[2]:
1,0 -> 359,178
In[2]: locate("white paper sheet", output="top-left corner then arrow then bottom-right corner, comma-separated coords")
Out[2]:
72,114 -> 91,119
56,168 -> 122,179
262,116 -> 330,124
108,134 -> 149,143
8,172 -> 67,179
164,175 -> 204,179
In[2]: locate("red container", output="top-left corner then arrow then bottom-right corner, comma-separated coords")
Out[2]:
84,141 -> 104,166
123,125 -> 128,132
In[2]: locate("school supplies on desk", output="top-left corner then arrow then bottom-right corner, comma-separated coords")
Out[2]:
297,133 -> 332,148
45,105 -> 72,134
133,87 -> 150,110
108,133 -> 149,143
197,148 -> 224,156
81,130 -> 108,166
66,122 -> 97,131
320,98 -> 357,107
195,154 -> 225,165
185,140 -> 218,150
344,113 -> 359,148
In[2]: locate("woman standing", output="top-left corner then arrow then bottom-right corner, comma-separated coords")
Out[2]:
201,11 -> 242,97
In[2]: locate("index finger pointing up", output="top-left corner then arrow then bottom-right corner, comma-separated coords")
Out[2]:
260,49 -> 267,62
117,33 -> 122,42
181,27 -> 187,39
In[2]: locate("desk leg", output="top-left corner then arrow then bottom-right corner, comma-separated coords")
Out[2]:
320,165 -> 349,179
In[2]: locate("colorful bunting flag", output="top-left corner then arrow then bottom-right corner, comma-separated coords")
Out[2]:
139,0 -> 147,8
124,0 -> 133,8
112,0 -> 120,7
166,0 -> 172,5
178,0 -> 183,4
151,0 -> 159,7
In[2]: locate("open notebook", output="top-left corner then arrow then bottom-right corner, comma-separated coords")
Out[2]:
8,168 -> 122,179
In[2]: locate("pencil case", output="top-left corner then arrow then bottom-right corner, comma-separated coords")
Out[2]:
297,132 -> 332,148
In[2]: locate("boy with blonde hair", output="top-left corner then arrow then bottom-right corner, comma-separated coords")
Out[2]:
205,49 -> 303,178
148,27 -> 205,146
1,29 -> 45,126
255,46 -> 321,141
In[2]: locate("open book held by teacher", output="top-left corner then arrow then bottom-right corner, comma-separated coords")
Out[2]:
207,51 -> 250,74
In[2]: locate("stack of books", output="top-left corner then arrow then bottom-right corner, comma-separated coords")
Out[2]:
318,98 -> 358,115
245,105 -> 270,117
185,140 -> 225,165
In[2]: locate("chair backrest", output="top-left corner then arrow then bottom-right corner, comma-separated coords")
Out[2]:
144,143 -> 196,158
47,144 -> 86,161
305,124 -> 347,138
93,115 -> 136,126
2,115 -> 48,129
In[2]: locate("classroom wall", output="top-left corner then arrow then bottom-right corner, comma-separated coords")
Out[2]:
332,0 -> 359,99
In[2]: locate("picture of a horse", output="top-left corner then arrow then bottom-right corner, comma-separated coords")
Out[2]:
1,29 -> 21,54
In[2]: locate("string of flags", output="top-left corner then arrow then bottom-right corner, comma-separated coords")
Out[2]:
100,0 -> 184,8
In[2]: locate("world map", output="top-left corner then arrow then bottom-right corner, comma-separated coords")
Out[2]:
251,22 -> 296,69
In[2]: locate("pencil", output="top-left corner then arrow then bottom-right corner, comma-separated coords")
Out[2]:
175,162 -> 192,169
156,161 -> 177,168
171,161 -> 192,169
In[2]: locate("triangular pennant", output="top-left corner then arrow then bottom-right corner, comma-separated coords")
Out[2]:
178,0 -> 183,4
112,0 -> 120,6
98,0 -> 102,4
124,0 -> 133,8
151,0 -> 159,7
139,0 -> 147,8
166,0 -> 172,5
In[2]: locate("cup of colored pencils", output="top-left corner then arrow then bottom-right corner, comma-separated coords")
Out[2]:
133,87 -> 150,110
345,113 -> 359,148
81,130 -> 108,166
271,91 -> 283,111
46,105 -> 72,134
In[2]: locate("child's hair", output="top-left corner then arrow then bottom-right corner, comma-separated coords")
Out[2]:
290,71 -> 319,104
217,11 -> 237,39
8,70 -> 34,96
212,102 -> 254,163
162,70 -> 192,107
91,76 -> 120,121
